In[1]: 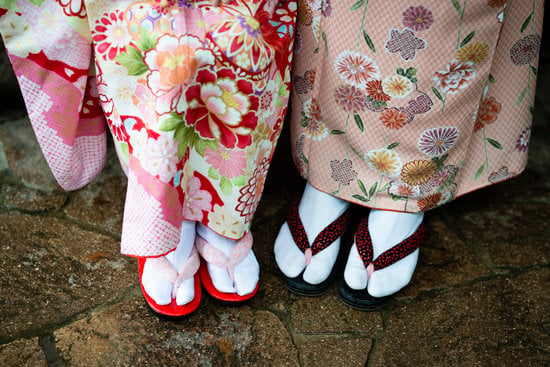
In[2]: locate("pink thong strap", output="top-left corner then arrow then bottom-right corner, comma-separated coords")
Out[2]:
146,246 -> 200,299
195,232 -> 253,282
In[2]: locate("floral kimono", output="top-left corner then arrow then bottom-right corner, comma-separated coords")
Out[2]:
291,0 -> 543,212
0,0 -> 296,256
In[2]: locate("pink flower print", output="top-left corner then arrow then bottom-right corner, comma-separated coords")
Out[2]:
429,165 -> 458,188
515,127 -> 531,152
93,10 -> 132,61
143,134 -> 180,183
510,34 -> 542,66
330,159 -> 358,185
388,181 -> 421,198
145,35 -> 215,115
132,83 -> 157,128
488,166 -> 515,183
184,67 -> 259,149
204,146 -> 246,179
385,28 -> 426,61
433,61 -> 476,94
334,85 -> 366,113
183,176 -> 213,221
334,51 -> 380,88
418,127 -> 460,157
236,158 -> 270,223
402,6 -> 434,32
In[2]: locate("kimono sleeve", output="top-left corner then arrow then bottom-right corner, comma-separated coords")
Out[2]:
0,0 -> 106,191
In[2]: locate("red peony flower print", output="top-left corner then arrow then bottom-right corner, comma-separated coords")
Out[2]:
184,67 -> 259,149
474,96 -> 501,131
433,61 -> 476,94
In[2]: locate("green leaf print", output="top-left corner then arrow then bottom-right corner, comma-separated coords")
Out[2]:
352,194 -> 369,202
330,129 -> 346,135
0,0 -> 18,10
362,29 -> 376,53
29,0 -> 44,6
232,175 -> 245,187
158,113 -> 182,132
208,167 -> 220,180
378,183 -> 390,193
350,0 -> 366,11
138,27 -> 157,52
357,179 -> 368,196
474,163 -> 485,181
530,65 -> 538,76
368,182 -> 378,198
219,176 -> 232,195
387,142 -> 400,150
516,87 -> 528,106
451,0 -> 462,14
302,153 -> 309,165
391,195 -> 402,201
354,114 -> 364,132
488,74 -> 496,84
529,106 -> 535,115
521,13 -> 533,33
313,47 -> 320,54
115,46 -> 148,76
486,138 -> 503,150
321,31 -> 329,57
300,111 -> 309,127
431,87 -> 444,102
460,30 -> 476,47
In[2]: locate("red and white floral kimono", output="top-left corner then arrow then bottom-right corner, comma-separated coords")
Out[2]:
0,0 -> 296,256
291,0 -> 543,212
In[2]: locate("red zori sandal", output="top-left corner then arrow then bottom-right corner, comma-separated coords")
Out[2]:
196,232 -> 258,302
339,216 -> 428,310
284,200 -> 353,296
138,247 -> 202,317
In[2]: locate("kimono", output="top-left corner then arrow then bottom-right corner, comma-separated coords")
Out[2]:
290,0 -> 543,212
0,0 -> 296,256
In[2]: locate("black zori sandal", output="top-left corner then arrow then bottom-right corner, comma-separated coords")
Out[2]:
284,200 -> 353,296
339,216 -> 428,310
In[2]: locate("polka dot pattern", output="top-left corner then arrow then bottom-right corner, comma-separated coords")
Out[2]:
355,216 -> 428,271
286,200 -> 352,256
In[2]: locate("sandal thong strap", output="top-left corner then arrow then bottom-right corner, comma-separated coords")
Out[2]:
355,217 -> 427,279
286,200 -> 352,265
146,246 -> 200,299
195,232 -> 253,283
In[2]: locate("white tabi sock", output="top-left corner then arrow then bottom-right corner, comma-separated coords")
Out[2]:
343,209 -> 424,297
196,223 -> 259,296
142,220 -> 197,306
274,183 -> 350,284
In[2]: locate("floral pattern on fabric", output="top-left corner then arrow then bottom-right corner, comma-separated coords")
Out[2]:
291,0 -> 542,213
0,0 -> 296,257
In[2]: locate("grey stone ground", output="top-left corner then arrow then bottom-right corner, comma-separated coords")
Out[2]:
1,29 -> 549,367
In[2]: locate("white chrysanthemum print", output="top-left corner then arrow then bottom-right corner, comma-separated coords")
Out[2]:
334,51 -> 380,88
418,127 -> 460,157
365,148 -> 402,177
382,74 -> 413,99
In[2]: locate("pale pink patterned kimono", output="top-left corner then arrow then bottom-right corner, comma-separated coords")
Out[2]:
0,0 -> 296,257
291,0 -> 543,212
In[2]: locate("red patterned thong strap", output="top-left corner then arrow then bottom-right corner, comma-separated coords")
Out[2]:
355,216 -> 428,279
286,200 -> 352,265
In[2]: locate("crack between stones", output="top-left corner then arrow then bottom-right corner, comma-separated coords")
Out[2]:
38,334 -> 65,367
0,285 -> 140,345
391,264 -> 548,309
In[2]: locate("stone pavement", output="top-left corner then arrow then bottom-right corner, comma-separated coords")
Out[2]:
1,36 -> 549,367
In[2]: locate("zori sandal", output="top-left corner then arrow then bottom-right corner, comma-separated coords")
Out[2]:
195,232 -> 258,302
284,200 -> 353,296
339,216 -> 428,310
138,246 -> 202,317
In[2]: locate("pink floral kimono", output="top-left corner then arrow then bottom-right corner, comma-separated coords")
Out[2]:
0,0 -> 296,257
291,0 -> 543,212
